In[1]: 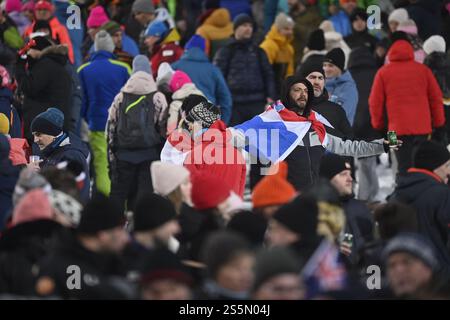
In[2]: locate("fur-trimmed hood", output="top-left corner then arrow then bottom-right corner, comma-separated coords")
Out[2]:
37,45 -> 69,65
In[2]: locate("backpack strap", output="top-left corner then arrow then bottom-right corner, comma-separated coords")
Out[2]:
124,95 -> 147,113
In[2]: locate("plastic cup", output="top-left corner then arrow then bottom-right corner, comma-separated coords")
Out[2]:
29,155 -> 40,164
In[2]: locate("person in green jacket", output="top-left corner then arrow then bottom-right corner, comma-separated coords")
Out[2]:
0,9 -> 23,50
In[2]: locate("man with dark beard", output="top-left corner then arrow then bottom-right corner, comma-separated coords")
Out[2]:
250,76 -> 391,192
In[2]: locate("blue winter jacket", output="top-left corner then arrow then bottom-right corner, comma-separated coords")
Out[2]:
39,132 -> 91,203
0,134 -> 19,230
329,10 -> 352,38
325,70 -> 359,125
0,88 -> 21,138
172,48 -> 232,123
78,51 -> 130,131
220,0 -> 252,20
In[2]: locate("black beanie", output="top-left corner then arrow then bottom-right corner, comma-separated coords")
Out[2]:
281,76 -> 314,114
298,60 -> 325,78
227,210 -> 267,247
201,231 -> 250,278
133,193 -> 177,232
77,194 -> 125,234
140,247 -> 193,286
233,13 -> 253,31
181,94 -> 208,114
319,153 -> 350,180
324,48 -> 345,71
414,140 -> 450,172
272,195 -> 318,239
186,100 -> 221,128
306,29 -> 325,51
30,107 -> 64,136
31,35 -> 54,51
349,7 -> 368,23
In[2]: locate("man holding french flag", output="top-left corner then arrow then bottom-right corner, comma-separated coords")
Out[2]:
236,75 -> 391,191
162,76 -> 394,193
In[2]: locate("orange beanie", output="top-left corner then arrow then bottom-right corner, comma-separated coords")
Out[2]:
252,161 -> 297,208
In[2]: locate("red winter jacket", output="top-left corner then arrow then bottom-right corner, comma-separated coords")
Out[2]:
184,120 -> 246,198
369,40 -> 444,136
9,137 -> 29,166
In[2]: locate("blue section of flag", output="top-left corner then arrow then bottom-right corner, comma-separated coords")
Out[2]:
235,114 -> 299,163
302,240 -> 347,298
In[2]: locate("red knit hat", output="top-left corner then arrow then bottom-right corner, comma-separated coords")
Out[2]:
34,0 -> 53,12
252,161 -> 297,208
12,189 -> 53,226
191,172 -> 232,211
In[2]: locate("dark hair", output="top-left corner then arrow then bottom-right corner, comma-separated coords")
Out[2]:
201,230 -> 252,279
373,202 -> 418,240
40,167 -> 80,201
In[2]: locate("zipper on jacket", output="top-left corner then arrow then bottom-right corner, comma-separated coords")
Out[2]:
304,132 -> 314,186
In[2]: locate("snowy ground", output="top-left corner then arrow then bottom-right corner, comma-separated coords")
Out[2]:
373,152 -> 396,202
354,152 -> 396,203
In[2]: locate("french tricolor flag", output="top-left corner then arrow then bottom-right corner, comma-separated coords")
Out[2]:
234,102 -> 332,163
161,102 -> 332,165
160,130 -> 192,165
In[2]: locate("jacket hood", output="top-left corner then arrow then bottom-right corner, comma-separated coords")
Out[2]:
39,45 -> 69,65
324,31 -> 343,43
281,75 -> 314,116
122,71 -> 156,95
348,47 -> 377,69
204,8 -> 232,29
424,52 -> 450,70
162,28 -> 181,44
393,172 -> 439,203
266,24 -> 293,45
388,40 -> 414,62
183,47 -> 209,62
172,83 -> 203,100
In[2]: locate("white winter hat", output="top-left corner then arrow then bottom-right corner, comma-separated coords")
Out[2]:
94,30 -> 115,53
423,35 -> 446,55
151,161 -> 190,196
156,62 -> 175,86
388,8 -> 409,23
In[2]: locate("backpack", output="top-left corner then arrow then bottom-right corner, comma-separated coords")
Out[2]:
116,92 -> 160,150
